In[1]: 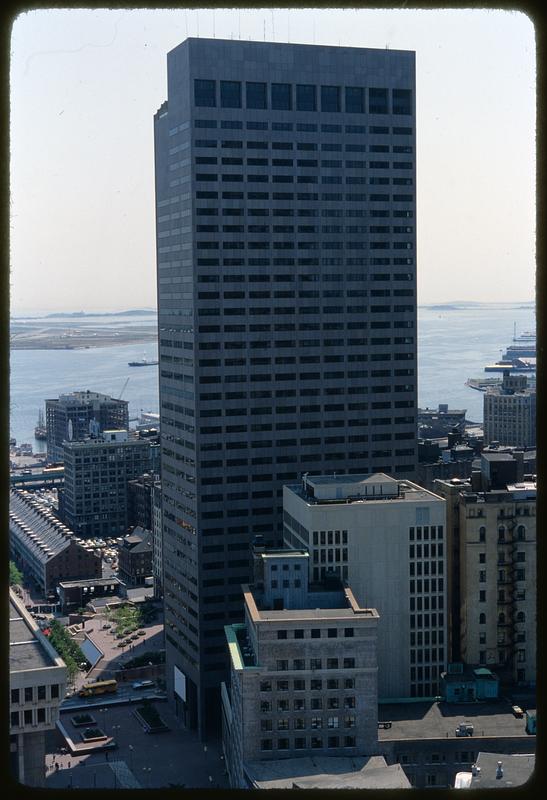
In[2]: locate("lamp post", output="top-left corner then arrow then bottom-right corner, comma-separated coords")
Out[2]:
128,744 -> 134,771
142,767 -> 152,788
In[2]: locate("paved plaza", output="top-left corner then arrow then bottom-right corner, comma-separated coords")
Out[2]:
46,701 -> 229,789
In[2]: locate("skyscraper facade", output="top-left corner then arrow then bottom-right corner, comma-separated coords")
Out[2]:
155,38 -> 417,736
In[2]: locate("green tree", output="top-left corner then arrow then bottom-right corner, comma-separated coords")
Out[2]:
9,561 -> 23,586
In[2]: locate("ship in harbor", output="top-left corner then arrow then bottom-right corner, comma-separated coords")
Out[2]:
466,327 -> 536,389
34,408 -> 47,440
128,357 -> 159,367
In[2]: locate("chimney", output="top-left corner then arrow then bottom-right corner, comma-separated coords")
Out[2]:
496,761 -> 503,779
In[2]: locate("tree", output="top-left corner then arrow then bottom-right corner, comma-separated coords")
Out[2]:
9,561 -> 23,586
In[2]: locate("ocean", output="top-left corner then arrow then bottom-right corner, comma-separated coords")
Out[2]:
9,303 -> 535,449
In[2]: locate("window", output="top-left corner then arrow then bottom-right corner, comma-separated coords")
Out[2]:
321,85 -> 341,112
277,699 -> 289,711
220,80 -> 241,108
345,86 -> 365,114
277,630 -> 287,640
343,657 -> 355,669
277,659 -> 289,671
10,711 -> 19,728
37,685 -> 46,700
261,739 -> 273,751
311,629 -> 321,638
311,717 -> 323,729
194,79 -> 216,107
261,719 -> 272,731
294,698 -> 306,711
296,84 -> 316,111
327,628 -> 337,639
37,707 -> 46,723
271,82 -> 292,110
25,687 -> 33,702
51,684 -> 59,698
369,87 -> 388,114
294,629 -> 304,639
11,688 -> 19,704
295,737 -> 306,749
246,82 -> 267,109
24,709 -> 33,725
277,680 -> 289,692
393,88 -> 412,115
294,679 -> 306,691
293,659 -> 305,670
311,679 -> 322,690
261,701 -> 272,713
344,628 -> 354,638
344,715 -> 356,728
311,698 -> 323,710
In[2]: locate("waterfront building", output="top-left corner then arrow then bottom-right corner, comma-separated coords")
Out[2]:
155,37 -> 417,737
418,404 -> 467,439
59,430 -> 154,538
283,473 -> 447,698
221,546 -> 379,789
435,453 -> 536,686
45,390 -> 129,463
9,488 -> 101,597
483,372 -> 536,448
9,589 -> 67,786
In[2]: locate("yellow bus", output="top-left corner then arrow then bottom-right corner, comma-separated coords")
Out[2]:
78,679 -> 118,697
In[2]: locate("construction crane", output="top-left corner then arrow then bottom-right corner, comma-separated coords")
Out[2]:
118,377 -> 130,399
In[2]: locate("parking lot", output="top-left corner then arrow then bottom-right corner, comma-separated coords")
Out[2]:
45,701 -> 229,789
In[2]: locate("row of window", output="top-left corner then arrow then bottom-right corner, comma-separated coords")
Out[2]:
10,708 -> 49,727
261,715 -> 356,730
276,626 -> 354,640
11,685 -> 60,704
261,696 -> 357,711
190,189 -> 414,202
409,613 -> 444,629
194,79 -> 412,114
194,226 -> 413,235
194,118 -> 412,134
260,677 -> 355,691
191,210 -> 413,219
276,657 -> 356,671
260,735 -> 356,751
194,174 -> 413,185
194,139 -> 412,152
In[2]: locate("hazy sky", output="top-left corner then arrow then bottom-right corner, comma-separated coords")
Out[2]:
10,8 -> 536,313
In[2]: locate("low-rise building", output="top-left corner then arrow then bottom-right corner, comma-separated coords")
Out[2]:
440,663 -> 499,703
117,526 -> 153,587
57,576 -> 124,612
221,546 -> 379,789
10,589 -> 67,786
9,489 -> 101,598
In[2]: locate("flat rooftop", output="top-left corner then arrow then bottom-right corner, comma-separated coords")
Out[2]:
377,700 -> 534,742
287,473 -> 442,505
9,595 -> 57,671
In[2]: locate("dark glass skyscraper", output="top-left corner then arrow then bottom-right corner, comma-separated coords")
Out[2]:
154,38 -> 417,737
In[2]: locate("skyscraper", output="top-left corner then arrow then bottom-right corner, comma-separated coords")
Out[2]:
155,38 -> 417,737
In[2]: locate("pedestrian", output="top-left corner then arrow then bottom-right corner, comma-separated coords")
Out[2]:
55,763 -> 60,771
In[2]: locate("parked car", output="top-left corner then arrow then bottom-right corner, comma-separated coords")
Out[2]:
132,680 -> 155,690
512,705 -> 524,718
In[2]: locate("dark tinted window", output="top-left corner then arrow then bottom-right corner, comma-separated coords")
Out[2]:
321,85 -> 340,112
246,82 -> 267,109
393,89 -> 412,115
221,81 -> 242,108
369,88 -> 389,114
345,86 -> 365,114
194,79 -> 216,107
272,83 -> 292,110
296,84 -> 316,111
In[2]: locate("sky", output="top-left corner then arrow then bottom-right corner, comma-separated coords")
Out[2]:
9,7 -> 536,313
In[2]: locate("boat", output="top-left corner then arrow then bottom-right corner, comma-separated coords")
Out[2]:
128,358 -> 159,367
34,409 -> 47,440
484,358 -> 535,373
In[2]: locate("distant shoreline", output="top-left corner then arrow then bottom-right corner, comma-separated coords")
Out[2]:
10,327 -> 157,350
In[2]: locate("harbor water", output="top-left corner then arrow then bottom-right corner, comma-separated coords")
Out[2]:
10,303 -> 535,449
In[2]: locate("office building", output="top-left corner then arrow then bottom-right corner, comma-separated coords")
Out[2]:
155,37 -> 417,735
10,589 -> 67,786
483,372 -> 536,448
221,546 -> 379,788
45,390 -> 129,463
59,430 -> 154,538
435,453 -> 536,686
283,473 -> 447,698
9,489 -> 101,597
